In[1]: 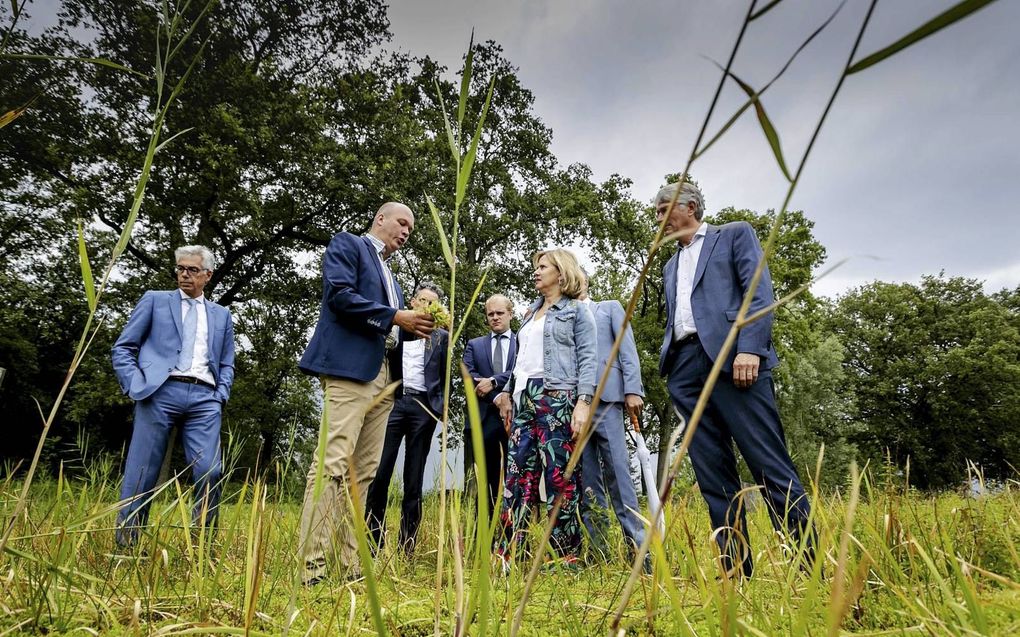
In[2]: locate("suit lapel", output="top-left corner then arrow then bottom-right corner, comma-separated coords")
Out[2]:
664,252 -> 679,319
362,236 -> 390,303
482,334 -> 494,374
206,303 -> 220,361
169,291 -> 183,340
692,224 -> 719,292
424,332 -> 436,366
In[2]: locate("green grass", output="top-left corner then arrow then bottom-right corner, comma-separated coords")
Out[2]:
1,464 -> 1017,636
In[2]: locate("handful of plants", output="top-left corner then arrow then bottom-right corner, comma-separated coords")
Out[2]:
420,300 -> 451,330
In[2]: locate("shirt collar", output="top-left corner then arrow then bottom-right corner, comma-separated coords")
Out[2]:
364,233 -> 387,260
491,330 -> 510,339
679,222 -> 708,249
179,289 -> 205,303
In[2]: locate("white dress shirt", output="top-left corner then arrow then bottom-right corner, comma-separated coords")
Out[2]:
673,222 -> 708,342
173,289 -> 215,386
402,338 -> 427,392
512,315 -> 546,406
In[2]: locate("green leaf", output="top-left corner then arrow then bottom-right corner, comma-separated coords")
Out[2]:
456,77 -> 495,208
434,77 -> 460,166
725,70 -> 792,182
847,0 -> 998,74
154,127 -> 194,154
457,30 -> 475,129
425,194 -> 455,270
77,219 -> 96,312
0,53 -> 151,80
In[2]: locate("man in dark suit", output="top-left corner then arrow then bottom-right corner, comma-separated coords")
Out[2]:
577,278 -> 646,559
462,294 -> 517,514
111,245 -> 235,547
366,282 -> 449,555
296,202 -> 434,585
655,181 -> 813,578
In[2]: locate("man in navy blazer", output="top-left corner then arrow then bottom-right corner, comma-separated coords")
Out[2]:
655,181 -> 813,578
111,245 -> 235,546
577,278 -> 647,559
366,282 -> 450,555
462,294 -> 517,514
296,202 -> 434,585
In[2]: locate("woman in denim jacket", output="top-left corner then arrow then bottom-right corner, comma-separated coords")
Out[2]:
493,248 -> 597,567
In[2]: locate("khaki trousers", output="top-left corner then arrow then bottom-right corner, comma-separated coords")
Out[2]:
298,363 -> 394,580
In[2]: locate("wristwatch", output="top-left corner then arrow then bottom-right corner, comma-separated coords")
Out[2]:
577,393 -> 593,405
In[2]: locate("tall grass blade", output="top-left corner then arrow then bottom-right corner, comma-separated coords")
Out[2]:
750,0 -> 784,21
0,53 -> 150,79
847,0 -> 998,74
425,194 -> 454,269
0,93 -> 37,130
433,78 -> 460,165
76,219 -> 96,312
722,68 -> 792,181
456,31 -> 475,129
455,77 -> 495,208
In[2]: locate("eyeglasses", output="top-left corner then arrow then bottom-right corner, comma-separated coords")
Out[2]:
175,265 -> 207,275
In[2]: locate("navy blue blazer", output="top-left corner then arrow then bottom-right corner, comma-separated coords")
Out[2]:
299,232 -> 406,382
112,290 -> 235,402
659,222 -> 780,376
463,331 -> 517,431
590,300 -> 644,404
408,328 -> 450,415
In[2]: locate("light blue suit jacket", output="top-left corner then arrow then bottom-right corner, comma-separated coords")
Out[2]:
590,300 -> 644,404
658,222 -> 780,376
112,290 -> 236,402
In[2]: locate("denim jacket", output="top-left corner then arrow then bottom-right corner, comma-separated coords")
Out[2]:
502,296 -> 598,397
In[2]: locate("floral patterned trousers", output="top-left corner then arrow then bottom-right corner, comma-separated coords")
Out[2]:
497,378 -> 582,558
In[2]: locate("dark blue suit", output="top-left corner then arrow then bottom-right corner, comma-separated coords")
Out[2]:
366,328 -> 449,552
463,331 -> 517,512
111,290 -> 235,544
299,232 -> 405,382
661,222 -> 812,577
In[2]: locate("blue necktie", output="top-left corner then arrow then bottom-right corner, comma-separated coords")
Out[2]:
177,298 -> 199,371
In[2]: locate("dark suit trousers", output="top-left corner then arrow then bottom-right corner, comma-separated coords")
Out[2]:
365,392 -> 437,552
665,338 -> 813,577
464,410 -> 509,516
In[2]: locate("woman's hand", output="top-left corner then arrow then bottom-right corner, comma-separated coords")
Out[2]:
494,392 -> 513,433
570,401 -> 590,441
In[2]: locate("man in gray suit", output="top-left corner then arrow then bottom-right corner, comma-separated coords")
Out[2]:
578,276 -> 646,559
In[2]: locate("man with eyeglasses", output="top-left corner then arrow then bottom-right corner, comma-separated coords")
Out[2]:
111,245 -> 235,547
365,282 -> 449,556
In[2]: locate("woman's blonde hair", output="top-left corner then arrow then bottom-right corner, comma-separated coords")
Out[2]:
533,248 -> 585,299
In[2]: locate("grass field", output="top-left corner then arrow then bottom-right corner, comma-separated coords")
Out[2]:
1,462 -> 1018,636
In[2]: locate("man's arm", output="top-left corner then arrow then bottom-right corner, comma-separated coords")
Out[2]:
323,233 -> 398,334
216,308 -> 236,403
610,301 -> 645,397
463,338 -> 492,397
111,291 -> 154,395
731,222 -> 776,358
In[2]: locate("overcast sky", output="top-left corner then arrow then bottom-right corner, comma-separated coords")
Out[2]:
384,0 -> 1020,298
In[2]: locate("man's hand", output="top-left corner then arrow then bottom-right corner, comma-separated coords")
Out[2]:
570,401 -> 590,441
475,377 -> 496,396
494,392 -> 513,433
624,393 -> 644,423
732,352 -> 760,389
393,309 -> 435,339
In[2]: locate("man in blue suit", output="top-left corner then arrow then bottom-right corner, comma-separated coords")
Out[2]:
655,181 -> 813,578
112,245 -> 235,547
577,277 -> 646,560
366,282 -> 449,555
462,294 -> 517,514
296,201 -> 434,585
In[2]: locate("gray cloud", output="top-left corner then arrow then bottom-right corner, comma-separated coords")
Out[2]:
386,0 -> 1020,297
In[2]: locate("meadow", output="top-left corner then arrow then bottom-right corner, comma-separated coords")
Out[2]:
1,462 -> 1017,636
